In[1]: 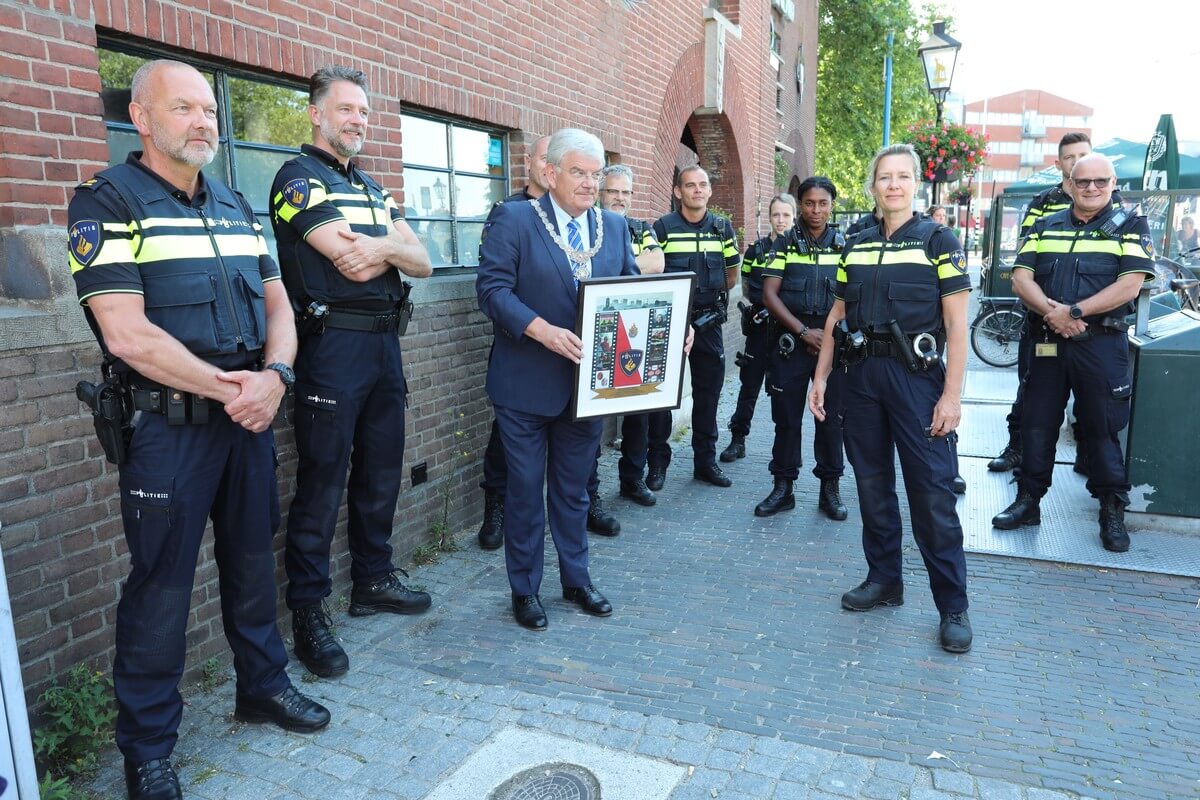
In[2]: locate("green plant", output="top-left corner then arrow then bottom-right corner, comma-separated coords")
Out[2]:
902,118 -> 989,183
199,657 -> 228,693
774,153 -> 791,190
38,772 -> 76,800
34,665 -> 117,787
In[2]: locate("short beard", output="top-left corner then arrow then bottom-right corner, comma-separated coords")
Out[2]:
321,118 -> 363,159
150,118 -> 217,168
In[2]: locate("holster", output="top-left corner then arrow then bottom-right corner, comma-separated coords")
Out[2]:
76,378 -> 131,465
296,299 -> 329,338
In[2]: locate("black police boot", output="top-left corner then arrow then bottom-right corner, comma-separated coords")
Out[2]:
234,684 -> 331,733
645,465 -> 667,492
754,477 -> 795,517
818,478 -> 848,521
124,758 -> 182,800
939,611 -> 973,653
477,489 -> 504,551
349,570 -> 432,616
1099,495 -> 1131,553
988,432 -> 1022,472
992,490 -> 1041,530
586,492 -> 621,536
719,434 -> 746,463
292,604 -> 349,678
841,580 -> 904,611
694,462 -> 733,487
619,478 -> 656,507
951,474 -> 967,495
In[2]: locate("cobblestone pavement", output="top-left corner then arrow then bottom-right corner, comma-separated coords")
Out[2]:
86,378 -> 1200,800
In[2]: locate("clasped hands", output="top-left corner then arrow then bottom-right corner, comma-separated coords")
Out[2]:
217,370 -> 285,433
1042,300 -> 1087,338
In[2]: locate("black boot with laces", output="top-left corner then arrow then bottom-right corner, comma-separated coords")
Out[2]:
350,570 -> 432,616
292,603 -> 349,677
124,758 -> 181,800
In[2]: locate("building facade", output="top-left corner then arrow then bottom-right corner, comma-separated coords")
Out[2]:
0,0 -> 816,703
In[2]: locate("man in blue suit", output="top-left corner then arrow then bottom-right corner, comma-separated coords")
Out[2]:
476,128 -> 639,630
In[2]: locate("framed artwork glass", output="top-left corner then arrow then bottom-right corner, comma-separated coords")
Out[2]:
572,273 -> 696,420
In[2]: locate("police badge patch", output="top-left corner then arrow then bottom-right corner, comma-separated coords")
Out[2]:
283,178 -> 309,210
949,250 -> 968,274
1140,234 -> 1155,257
69,220 -> 102,268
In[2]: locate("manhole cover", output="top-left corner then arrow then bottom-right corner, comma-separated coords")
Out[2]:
489,762 -> 602,800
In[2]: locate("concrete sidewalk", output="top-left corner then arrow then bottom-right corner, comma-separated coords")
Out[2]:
84,377 -> 1200,800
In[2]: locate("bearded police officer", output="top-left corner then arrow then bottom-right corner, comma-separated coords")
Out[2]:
593,164 -> 667,508
271,67 -> 433,680
989,132 -> 1096,475
757,180 -> 848,520
68,60 -> 329,800
992,153 -> 1153,553
645,166 -> 741,491
717,194 -> 793,465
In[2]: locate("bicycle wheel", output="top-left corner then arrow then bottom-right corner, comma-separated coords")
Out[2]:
971,308 -> 1024,368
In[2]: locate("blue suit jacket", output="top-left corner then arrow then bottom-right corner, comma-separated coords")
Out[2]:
477,193 -> 639,416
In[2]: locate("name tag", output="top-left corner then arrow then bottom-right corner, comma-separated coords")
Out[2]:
1035,343 -> 1058,357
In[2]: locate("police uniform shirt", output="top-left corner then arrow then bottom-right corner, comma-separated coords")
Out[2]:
68,152 -> 278,368
763,225 -> 843,317
626,217 -> 661,257
834,213 -> 970,334
653,211 -> 740,298
1014,205 -> 1155,319
271,144 -> 404,311
843,211 -> 880,239
1019,184 -> 1072,237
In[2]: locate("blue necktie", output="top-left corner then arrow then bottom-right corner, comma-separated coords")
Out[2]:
566,219 -> 582,288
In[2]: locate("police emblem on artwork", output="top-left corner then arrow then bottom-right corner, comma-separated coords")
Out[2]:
949,250 -> 967,274
69,220 -> 101,267
620,348 -> 643,376
1141,234 -> 1155,257
283,178 -> 309,210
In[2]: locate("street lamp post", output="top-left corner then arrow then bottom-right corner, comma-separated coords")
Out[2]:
918,21 -> 961,205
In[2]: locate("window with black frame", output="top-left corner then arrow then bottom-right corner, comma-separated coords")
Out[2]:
96,46 -> 309,261
400,113 -> 507,269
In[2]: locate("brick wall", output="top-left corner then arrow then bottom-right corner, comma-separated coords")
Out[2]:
0,0 -> 814,705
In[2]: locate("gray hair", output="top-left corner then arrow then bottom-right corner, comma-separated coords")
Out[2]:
600,164 -> 635,188
130,59 -> 193,105
1070,152 -> 1115,179
546,128 -> 605,167
309,66 -> 369,106
863,143 -> 922,200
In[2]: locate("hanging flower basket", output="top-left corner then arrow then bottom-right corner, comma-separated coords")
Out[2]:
902,119 -> 989,183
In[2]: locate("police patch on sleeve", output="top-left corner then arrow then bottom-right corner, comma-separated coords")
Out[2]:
69,220 -> 102,267
949,250 -> 968,274
1140,234 -> 1155,257
282,178 -> 310,211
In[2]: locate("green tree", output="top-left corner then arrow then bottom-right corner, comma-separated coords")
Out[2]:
815,1 -> 952,210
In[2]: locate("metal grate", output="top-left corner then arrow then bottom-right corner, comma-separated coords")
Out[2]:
489,763 -> 602,800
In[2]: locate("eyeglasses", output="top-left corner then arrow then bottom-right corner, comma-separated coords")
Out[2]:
1072,177 -> 1112,189
566,168 -> 603,184
602,189 -> 633,197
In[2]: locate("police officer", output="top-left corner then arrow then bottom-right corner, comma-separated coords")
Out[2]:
68,60 -> 329,800
271,67 -> 432,680
476,135 -> 552,548
645,166 -> 741,490
992,153 -> 1153,553
757,181 -> 848,520
843,206 -> 881,238
809,143 -> 973,654
597,164 -> 666,508
989,132 -> 1095,474
717,194 -> 792,464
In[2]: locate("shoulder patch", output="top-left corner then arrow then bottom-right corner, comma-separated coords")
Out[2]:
1140,234 -> 1155,257
949,250 -> 967,274
282,178 -> 310,211
69,219 -> 102,267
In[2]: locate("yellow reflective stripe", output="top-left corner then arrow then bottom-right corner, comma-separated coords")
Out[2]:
136,233 -> 262,263
937,264 -> 964,281
1035,239 -> 1122,255
835,266 -> 848,283
1018,236 -> 1039,257
663,240 -> 724,253
340,206 -> 383,226
841,249 -> 881,266
325,192 -> 381,203
879,249 -> 931,266
274,199 -> 301,224
70,237 -> 137,273
816,252 -> 840,266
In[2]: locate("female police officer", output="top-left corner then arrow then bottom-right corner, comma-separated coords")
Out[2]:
755,180 -> 848,520
808,144 -> 974,653
720,193 -> 796,463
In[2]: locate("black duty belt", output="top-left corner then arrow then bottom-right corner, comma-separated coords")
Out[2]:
864,338 -> 905,358
325,308 -> 404,333
129,385 -> 221,425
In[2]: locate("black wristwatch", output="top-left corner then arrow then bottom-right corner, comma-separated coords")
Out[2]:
1069,305 -> 1083,320
266,362 -> 296,390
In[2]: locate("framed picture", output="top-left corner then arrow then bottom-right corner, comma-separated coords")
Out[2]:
572,272 -> 696,420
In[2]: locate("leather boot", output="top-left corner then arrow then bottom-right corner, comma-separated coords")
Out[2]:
124,758 -> 182,800
645,465 -> 667,492
988,433 -> 1022,472
719,434 -> 746,463
992,490 -> 1041,530
587,492 -> 621,536
292,604 -> 349,678
1099,495 -> 1130,552
818,478 -> 848,521
754,477 -> 795,517
477,489 -> 504,550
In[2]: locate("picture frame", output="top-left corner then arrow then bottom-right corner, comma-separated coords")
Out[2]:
572,272 -> 696,420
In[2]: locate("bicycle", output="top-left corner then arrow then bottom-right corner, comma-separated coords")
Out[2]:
970,296 -> 1026,368
1154,250 -> 1199,313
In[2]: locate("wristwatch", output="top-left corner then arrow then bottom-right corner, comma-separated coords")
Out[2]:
1069,305 -> 1083,320
266,362 -> 296,390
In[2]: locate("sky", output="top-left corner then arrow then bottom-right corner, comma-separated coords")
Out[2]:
933,0 -> 1200,147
